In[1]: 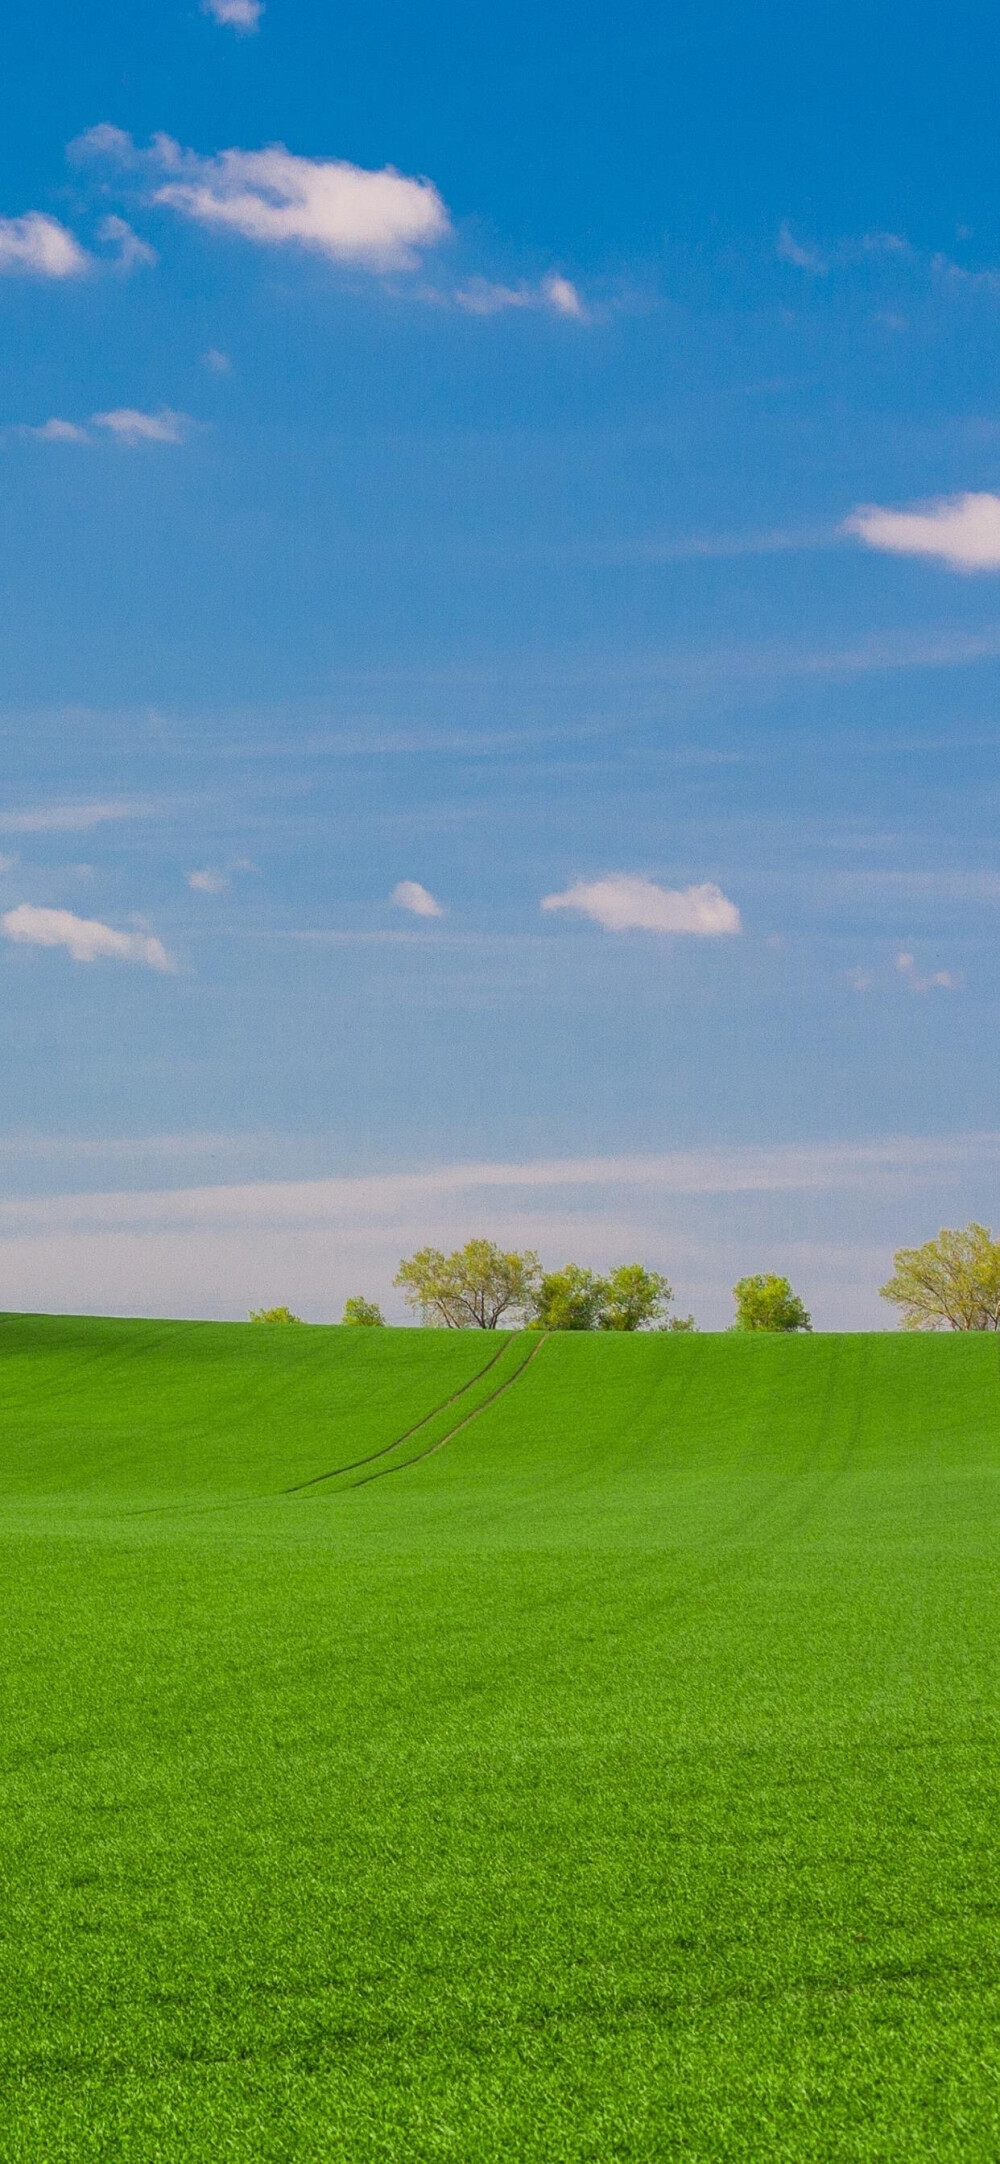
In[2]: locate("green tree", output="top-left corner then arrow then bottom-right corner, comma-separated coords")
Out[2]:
341,1296 -> 386,1327
599,1262 -> 672,1332
879,1223 -> 1000,1330
732,1274 -> 811,1333
531,1264 -> 608,1331
248,1305 -> 304,1325
394,1240 -> 541,1328
663,1312 -> 697,1332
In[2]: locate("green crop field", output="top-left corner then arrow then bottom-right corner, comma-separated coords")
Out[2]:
1,1314 -> 998,2161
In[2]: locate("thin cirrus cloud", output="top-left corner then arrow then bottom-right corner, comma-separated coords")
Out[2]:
202,0 -> 263,28
73,127 -> 452,273
453,273 -> 586,321
541,874 -> 742,936
0,211 -> 88,278
843,491 -> 1000,572
188,869 -> 228,894
391,880 -> 444,919
1,905 -> 173,971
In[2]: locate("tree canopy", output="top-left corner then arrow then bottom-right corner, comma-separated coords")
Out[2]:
530,1265 -> 607,1332
394,1241 -> 541,1328
732,1275 -> 811,1333
248,1306 -> 304,1325
599,1263 -> 672,1332
879,1223 -> 1000,1330
341,1296 -> 385,1327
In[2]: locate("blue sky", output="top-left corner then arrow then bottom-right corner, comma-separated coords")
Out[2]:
3,0 -> 1000,1325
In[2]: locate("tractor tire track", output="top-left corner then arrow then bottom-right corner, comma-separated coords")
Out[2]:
283,1335 -> 513,1494
346,1331 -> 549,1490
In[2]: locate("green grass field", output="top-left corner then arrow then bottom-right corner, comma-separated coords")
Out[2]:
2,1315 -> 998,2161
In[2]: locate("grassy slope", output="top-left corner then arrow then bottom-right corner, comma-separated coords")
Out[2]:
1,1320 -> 999,2161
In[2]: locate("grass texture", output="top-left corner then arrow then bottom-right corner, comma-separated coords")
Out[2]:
1,1315 -> 998,2160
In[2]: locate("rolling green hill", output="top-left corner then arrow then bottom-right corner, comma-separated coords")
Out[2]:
1,1316 -> 998,2160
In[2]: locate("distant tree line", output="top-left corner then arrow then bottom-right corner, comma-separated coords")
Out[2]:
250,1221 -> 1000,1334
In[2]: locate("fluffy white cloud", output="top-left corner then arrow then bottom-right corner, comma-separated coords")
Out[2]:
202,0 -> 263,28
76,128 -> 450,272
1,904 -> 173,970
843,491 -> 1000,572
541,874 -> 742,936
188,869 -> 227,894
91,407 -> 188,445
391,880 -> 444,918
0,211 -> 88,277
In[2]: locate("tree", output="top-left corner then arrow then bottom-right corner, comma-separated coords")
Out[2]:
341,1296 -> 385,1326
732,1275 -> 811,1333
879,1223 -> 1000,1330
249,1306 -> 304,1325
663,1313 -> 698,1333
531,1264 -> 608,1331
599,1263 -> 672,1332
394,1240 -> 541,1328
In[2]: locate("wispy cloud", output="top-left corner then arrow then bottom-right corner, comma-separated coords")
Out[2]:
777,221 -> 826,273
0,797 -> 162,834
25,418 -> 91,444
541,874 -> 741,936
895,951 -> 958,992
74,127 -> 451,273
97,214 -> 157,271
0,211 -> 88,278
202,0 -> 263,30
91,407 -> 189,445
188,869 -> 227,894
19,408 -> 189,448
1,904 -> 173,970
391,879 -> 444,918
453,272 -> 586,320
844,490 -> 1000,572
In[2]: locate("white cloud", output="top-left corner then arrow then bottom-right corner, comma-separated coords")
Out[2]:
202,0 -> 263,29
843,491 -> 1000,572
1,904 -> 173,971
202,347 -> 232,373
542,272 -> 585,318
91,407 -> 189,445
97,214 -> 157,271
896,951 -> 957,992
26,418 -> 90,444
777,221 -> 826,273
541,874 -> 742,936
0,212 -> 88,278
453,272 -> 586,319
21,409 -> 187,448
188,869 -> 227,894
391,879 -> 444,918
76,128 -> 450,272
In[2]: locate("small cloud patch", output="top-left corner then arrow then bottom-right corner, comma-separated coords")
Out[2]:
542,874 -> 741,936
844,491 -> 1000,572
2,904 -> 174,970
392,880 -> 444,919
